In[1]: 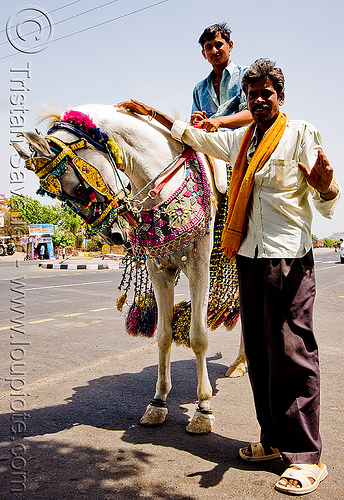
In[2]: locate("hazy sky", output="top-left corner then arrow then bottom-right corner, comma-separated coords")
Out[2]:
1,0 -> 343,238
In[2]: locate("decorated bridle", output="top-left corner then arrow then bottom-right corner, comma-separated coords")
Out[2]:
25,110 -> 135,234
25,110 -> 192,236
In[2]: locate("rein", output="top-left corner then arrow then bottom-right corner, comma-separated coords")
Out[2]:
130,148 -> 193,206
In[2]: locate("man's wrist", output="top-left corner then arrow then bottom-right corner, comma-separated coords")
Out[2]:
148,108 -> 157,121
318,184 -> 337,200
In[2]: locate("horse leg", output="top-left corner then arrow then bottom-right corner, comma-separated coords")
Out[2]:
140,264 -> 175,426
185,249 -> 215,434
225,330 -> 247,378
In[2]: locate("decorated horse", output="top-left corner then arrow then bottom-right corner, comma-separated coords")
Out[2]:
11,104 -> 245,434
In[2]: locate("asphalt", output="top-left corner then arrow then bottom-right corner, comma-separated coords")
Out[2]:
2,247 -> 336,270
0,246 -> 342,499
1,251 -> 123,270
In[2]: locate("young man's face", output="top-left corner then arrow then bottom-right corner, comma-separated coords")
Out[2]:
247,77 -> 284,130
202,34 -> 233,69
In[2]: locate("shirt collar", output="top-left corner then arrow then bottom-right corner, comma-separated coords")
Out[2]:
206,60 -> 236,83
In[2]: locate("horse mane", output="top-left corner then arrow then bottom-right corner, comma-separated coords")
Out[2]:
35,103 -> 183,161
36,103 -> 63,128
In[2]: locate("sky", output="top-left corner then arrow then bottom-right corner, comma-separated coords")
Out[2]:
0,0 -> 343,238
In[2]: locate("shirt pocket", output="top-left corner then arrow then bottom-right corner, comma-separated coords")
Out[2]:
262,158 -> 299,191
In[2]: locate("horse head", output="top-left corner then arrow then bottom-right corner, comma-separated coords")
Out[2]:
11,109 -> 129,247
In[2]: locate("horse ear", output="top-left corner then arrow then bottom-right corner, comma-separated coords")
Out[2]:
10,140 -> 32,160
16,131 -> 53,158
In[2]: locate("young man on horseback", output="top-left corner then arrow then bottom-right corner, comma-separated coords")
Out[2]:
117,58 -> 340,495
190,23 -> 252,131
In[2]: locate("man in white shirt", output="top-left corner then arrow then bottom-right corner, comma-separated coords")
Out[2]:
117,58 -> 340,495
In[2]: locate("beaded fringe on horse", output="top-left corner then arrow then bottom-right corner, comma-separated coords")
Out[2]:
116,183 -> 240,346
170,190 -> 240,347
117,251 -> 157,338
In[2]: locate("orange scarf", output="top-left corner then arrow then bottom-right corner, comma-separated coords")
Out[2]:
221,112 -> 287,259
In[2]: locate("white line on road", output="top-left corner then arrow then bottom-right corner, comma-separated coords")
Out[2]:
26,280 -> 113,291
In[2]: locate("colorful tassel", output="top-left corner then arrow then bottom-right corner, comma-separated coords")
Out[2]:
116,292 -> 127,312
172,301 -> 191,348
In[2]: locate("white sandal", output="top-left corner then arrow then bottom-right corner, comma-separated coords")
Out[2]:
239,442 -> 281,461
275,463 -> 328,495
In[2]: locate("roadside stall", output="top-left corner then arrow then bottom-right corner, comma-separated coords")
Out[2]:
23,224 -> 55,260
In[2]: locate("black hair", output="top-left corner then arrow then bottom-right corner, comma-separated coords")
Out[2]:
242,58 -> 285,96
198,23 -> 232,48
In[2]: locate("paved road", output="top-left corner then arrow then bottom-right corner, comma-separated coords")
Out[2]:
0,250 -> 343,499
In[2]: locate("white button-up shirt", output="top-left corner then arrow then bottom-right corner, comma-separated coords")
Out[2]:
171,119 -> 341,259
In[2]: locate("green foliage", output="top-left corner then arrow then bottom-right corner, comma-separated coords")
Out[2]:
86,235 -> 102,251
10,195 -> 62,225
9,195 -> 83,248
311,234 -> 317,241
323,238 -> 335,248
53,227 -> 75,247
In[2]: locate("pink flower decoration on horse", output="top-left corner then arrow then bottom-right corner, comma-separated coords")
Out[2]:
62,110 -> 97,131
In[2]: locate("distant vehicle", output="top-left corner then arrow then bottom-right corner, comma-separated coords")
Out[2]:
340,241 -> 344,264
0,237 -> 15,256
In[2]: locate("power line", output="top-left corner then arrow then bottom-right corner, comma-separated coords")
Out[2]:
0,0 -> 82,37
1,0 -> 168,60
0,0 -> 121,47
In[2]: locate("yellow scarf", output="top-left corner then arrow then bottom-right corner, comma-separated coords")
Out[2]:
221,112 -> 287,259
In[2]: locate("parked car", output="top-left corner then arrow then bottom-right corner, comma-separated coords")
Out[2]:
0,241 -> 6,256
6,241 -> 15,255
0,237 -> 15,256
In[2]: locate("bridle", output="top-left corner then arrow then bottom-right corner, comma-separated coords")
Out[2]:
25,118 -> 133,234
25,111 -> 191,235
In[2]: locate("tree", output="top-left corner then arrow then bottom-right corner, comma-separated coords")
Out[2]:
9,195 -> 84,248
323,238 -> 335,248
0,203 -> 27,237
330,231 -> 344,241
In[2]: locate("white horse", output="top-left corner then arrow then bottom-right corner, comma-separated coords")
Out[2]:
12,104 -> 245,434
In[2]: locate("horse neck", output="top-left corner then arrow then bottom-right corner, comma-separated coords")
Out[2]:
75,105 -> 183,196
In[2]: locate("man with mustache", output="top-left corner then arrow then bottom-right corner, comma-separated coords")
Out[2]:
118,58 -> 340,494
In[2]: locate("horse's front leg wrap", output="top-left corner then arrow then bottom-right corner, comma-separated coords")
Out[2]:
186,407 -> 215,435
186,236 -> 215,434
140,399 -> 168,426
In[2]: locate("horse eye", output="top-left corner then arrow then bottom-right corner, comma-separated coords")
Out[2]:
74,184 -> 84,198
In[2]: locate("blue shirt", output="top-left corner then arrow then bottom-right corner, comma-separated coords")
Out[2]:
191,61 -> 248,119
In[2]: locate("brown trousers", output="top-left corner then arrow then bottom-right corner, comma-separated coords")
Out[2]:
236,249 -> 322,464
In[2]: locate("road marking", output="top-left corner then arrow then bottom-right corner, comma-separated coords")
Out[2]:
25,280 -> 113,290
28,318 -> 55,324
316,265 -> 344,271
0,305 -> 115,330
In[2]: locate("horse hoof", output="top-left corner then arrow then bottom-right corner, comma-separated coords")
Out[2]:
139,404 -> 168,426
186,410 -> 215,434
225,361 -> 246,378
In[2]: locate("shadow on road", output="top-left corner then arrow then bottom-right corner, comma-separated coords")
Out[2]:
0,356 -> 285,499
